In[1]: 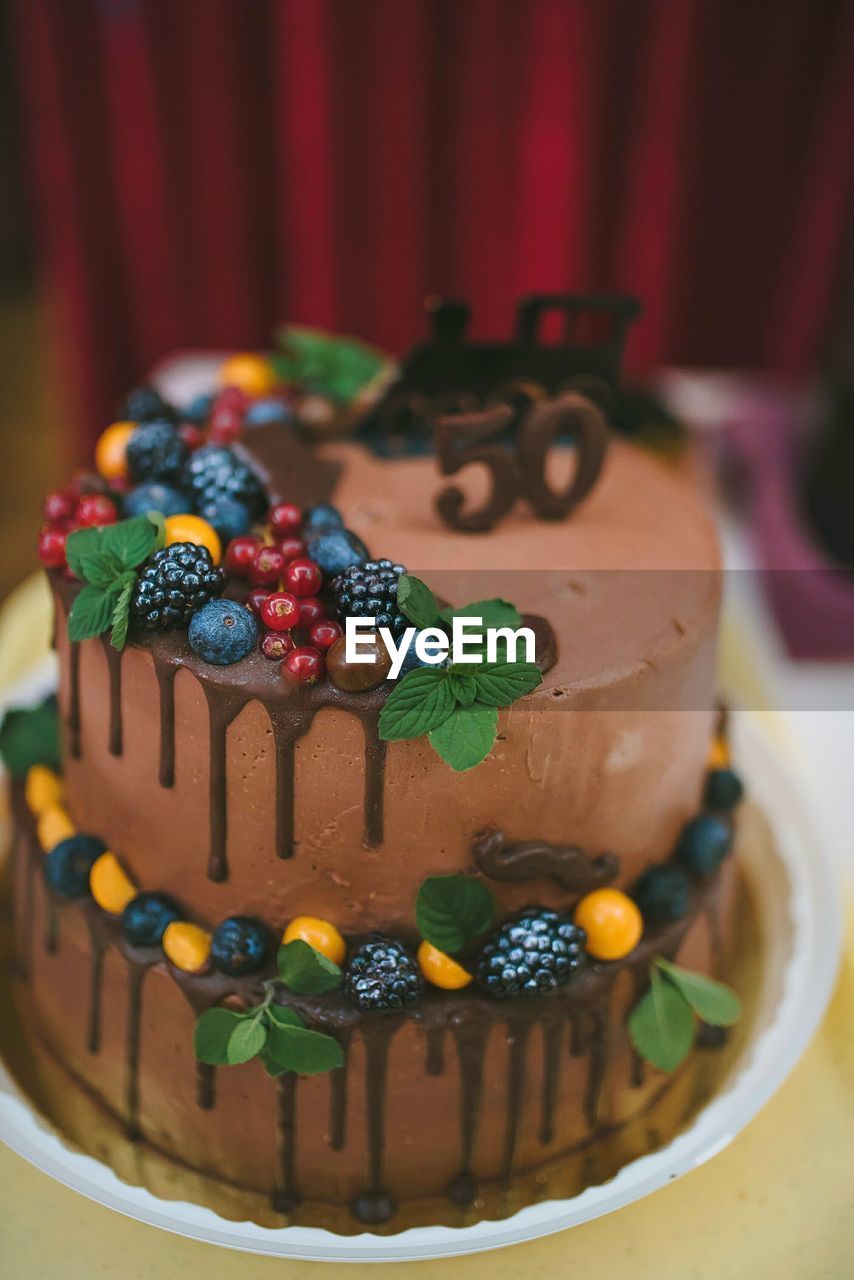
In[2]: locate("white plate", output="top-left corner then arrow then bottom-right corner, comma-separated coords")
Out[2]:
0,663 -> 842,1262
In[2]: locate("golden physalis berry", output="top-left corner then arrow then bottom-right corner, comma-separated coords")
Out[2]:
707,735 -> 729,771
574,889 -> 643,961
417,940 -> 473,990
89,852 -> 136,915
162,921 -> 212,973
164,514 -> 222,566
25,764 -> 64,816
94,421 -> 136,481
37,805 -> 76,851
218,352 -> 277,397
283,916 -> 346,966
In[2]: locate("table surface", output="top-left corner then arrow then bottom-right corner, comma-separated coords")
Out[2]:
2,537 -> 853,1276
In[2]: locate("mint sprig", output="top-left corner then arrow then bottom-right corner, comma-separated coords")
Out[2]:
378,575 -> 542,771
0,695 -> 60,777
66,515 -> 163,650
193,938 -> 345,1077
415,874 -> 495,954
628,957 -> 742,1072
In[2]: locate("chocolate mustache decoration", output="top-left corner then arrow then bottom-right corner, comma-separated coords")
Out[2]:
472,828 -> 620,893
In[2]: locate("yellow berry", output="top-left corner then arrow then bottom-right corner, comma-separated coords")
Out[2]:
417,940 -> 473,990
25,765 -> 64,816
574,889 -> 643,961
283,915 -> 346,966
707,735 -> 730,770
94,420 -> 136,481
163,514 -> 222,566
162,921 -> 212,973
37,805 -> 76,851
89,852 -> 136,914
218,352 -> 277,397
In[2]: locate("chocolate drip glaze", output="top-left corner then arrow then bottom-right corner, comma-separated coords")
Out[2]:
539,1016 -> 564,1145
68,641 -> 81,758
153,655 -> 177,788
100,636 -> 124,756
272,1074 -> 299,1213
44,900 -> 60,954
54,574 -> 556,884
473,828 -> 619,892
12,785 -> 722,1224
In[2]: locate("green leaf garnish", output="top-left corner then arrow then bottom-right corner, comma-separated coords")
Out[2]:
397,574 -> 440,629
226,1016 -> 268,1064
472,662 -> 542,707
0,696 -> 60,777
272,325 -> 387,406
65,515 -> 160,651
439,599 -> 523,630
628,967 -> 696,1072
415,874 -> 495,954
448,670 -> 477,707
265,1018 -> 345,1076
378,667 -> 456,741
193,1007 -> 245,1065
428,703 -> 498,771
277,939 -> 342,994
655,958 -> 743,1026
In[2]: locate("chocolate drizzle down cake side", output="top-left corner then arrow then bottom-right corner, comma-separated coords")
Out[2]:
5,310 -> 745,1230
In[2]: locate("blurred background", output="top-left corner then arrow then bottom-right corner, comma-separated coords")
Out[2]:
1,0 -> 854,599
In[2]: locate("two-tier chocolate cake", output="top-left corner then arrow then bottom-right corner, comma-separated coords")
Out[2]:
5,299 -> 744,1231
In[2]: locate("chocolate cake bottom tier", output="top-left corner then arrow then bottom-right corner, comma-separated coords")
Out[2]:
8,788 -> 740,1231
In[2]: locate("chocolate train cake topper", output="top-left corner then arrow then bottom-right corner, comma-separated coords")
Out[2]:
359,293 -> 640,532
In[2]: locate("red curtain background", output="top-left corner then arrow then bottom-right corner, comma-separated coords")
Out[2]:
13,0 -> 854,443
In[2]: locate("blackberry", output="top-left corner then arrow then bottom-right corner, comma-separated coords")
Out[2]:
344,936 -> 422,1011
122,384 -> 178,423
477,909 -> 586,998
126,419 -> 188,484
331,559 -> 408,637
131,542 -> 224,630
182,444 -> 266,516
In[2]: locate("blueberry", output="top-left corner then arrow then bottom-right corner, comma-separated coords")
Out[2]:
303,503 -> 344,532
675,814 -> 732,877
122,892 -> 182,947
397,628 -> 432,675
184,391 -> 214,423
704,768 -> 744,812
44,834 -> 107,899
245,397 -> 292,427
198,496 -> 252,542
122,384 -> 178,423
188,599 -> 257,665
126,419 -> 188,484
630,864 -> 691,924
305,528 -> 369,576
211,916 -> 270,976
123,482 -> 190,519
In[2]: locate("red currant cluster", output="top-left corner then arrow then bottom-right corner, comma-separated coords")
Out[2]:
224,502 -> 342,684
38,487 -> 119,571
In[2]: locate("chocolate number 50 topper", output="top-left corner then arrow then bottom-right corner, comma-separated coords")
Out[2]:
434,391 -> 609,533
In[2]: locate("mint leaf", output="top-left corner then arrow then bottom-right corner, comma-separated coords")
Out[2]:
397,574 -> 439,629
428,703 -> 498,771
226,1016 -> 268,1064
265,1004 -> 304,1029
68,583 -> 121,642
100,515 -> 158,570
415,874 -> 495,954
628,968 -> 695,1071
277,939 -> 342,994
439,599 -> 523,630
65,526 -> 103,580
378,666 -> 455,741
473,662 -> 542,707
0,696 -> 60,777
78,550 -> 125,589
655,959 -> 742,1026
265,1020 -> 345,1076
449,671 -> 478,707
109,575 -> 135,651
194,1007 -> 246,1065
